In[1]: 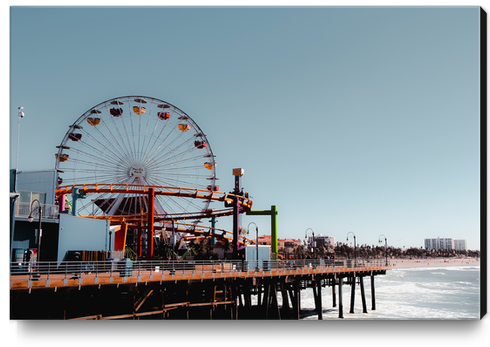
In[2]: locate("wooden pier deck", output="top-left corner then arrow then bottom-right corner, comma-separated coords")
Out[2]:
10,259 -> 391,320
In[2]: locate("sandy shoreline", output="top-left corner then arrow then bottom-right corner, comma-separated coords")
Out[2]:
388,257 -> 480,268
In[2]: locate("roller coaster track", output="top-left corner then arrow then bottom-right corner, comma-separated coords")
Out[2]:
55,183 -> 254,244
56,184 -> 252,211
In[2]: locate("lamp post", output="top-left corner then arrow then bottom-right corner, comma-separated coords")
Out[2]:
15,106 -> 24,184
11,107 -> 24,261
109,230 -> 112,252
171,217 -> 176,260
378,234 -> 388,266
28,199 -> 42,275
169,217 -> 177,274
346,232 -> 356,266
247,222 -> 259,271
305,228 -> 315,258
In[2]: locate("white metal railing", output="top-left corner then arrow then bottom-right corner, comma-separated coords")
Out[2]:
10,258 -> 389,283
15,202 -> 59,219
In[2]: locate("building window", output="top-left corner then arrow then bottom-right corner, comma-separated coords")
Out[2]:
16,191 -> 47,217
19,191 -> 46,205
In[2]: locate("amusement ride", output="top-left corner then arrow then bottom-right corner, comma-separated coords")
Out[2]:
54,96 -> 253,259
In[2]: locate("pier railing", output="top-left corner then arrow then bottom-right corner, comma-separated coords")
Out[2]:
10,258 -> 389,285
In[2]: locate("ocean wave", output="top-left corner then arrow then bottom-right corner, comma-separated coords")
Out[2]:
396,265 -> 480,272
298,266 -> 480,320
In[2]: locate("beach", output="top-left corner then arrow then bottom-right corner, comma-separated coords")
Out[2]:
389,257 -> 480,268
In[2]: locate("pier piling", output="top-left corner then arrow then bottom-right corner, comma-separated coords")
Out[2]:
371,273 -> 376,311
313,278 -> 323,320
360,276 -> 367,313
349,275 -> 356,314
338,276 -> 344,319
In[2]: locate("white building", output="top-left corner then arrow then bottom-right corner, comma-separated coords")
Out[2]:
424,238 -> 436,250
424,237 -> 454,251
454,239 -> 468,251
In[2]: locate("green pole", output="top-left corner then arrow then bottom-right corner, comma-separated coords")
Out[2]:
246,205 -> 278,259
271,205 -> 277,256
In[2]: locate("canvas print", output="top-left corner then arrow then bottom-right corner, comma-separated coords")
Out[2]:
8,5 -> 484,327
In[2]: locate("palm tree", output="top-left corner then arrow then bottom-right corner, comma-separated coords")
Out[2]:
316,244 -> 325,259
293,244 -> 305,259
221,238 -> 231,259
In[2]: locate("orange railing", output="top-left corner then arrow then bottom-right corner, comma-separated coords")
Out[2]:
10,258 -> 391,290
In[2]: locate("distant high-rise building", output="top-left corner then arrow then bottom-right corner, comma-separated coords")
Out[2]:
424,237 -> 455,250
454,239 -> 468,251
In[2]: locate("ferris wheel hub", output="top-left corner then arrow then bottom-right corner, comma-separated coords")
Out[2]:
129,165 -> 145,178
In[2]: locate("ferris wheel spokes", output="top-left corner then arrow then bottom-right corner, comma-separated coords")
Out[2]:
55,96 -> 218,221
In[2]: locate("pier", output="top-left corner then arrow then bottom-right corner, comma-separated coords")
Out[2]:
10,258 -> 390,320
10,97 -> 392,320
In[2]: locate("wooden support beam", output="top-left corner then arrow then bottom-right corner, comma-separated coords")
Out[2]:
232,285 -> 238,320
349,275 -> 356,314
295,280 -> 301,319
272,282 -> 280,320
238,292 -> 243,308
287,287 -> 296,319
371,273 -> 376,310
263,282 -> 271,319
281,284 -> 290,319
332,278 -> 336,308
185,285 -> 189,319
312,280 -> 318,319
243,284 -> 252,318
315,278 -> 323,320
290,281 -> 300,320
257,284 -> 262,306
134,287 -> 154,312
71,314 -> 102,320
338,276 -> 343,319
161,287 -> 165,319
360,276 -> 367,313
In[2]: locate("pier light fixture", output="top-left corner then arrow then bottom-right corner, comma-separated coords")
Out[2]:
247,222 -> 259,271
305,228 -> 315,257
28,199 -> 43,272
378,234 -> 388,266
16,106 -> 24,177
346,232 -> 357,266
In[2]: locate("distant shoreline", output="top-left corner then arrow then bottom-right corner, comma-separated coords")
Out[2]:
389,257 -> 480,268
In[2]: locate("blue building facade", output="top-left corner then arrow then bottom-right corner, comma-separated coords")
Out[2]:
10,169 -> 111,262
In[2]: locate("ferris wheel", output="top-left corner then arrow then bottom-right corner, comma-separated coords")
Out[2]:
55,96 -> 218,220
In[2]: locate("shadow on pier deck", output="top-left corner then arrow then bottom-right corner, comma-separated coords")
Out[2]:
10,259 -> 390,320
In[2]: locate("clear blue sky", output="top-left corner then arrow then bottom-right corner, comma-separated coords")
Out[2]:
7,6 -> 482,250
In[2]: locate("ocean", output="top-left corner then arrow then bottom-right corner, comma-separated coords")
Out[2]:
300,265 -> 480,320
